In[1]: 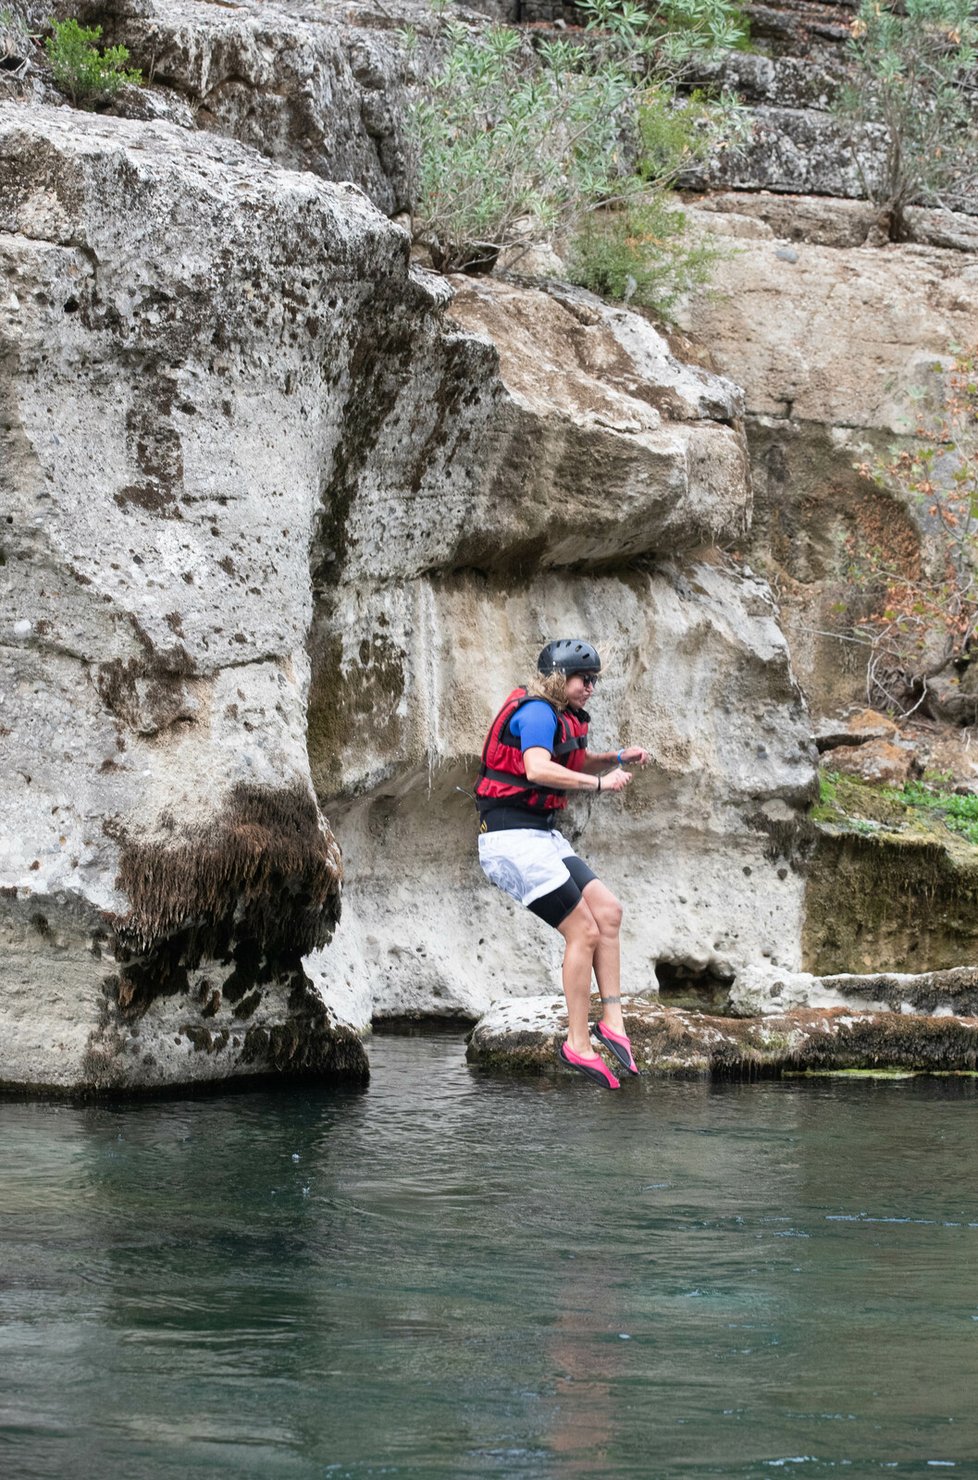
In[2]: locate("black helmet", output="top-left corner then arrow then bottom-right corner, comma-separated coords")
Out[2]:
537,638 -> 602,676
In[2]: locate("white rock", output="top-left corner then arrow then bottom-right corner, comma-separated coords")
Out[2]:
313,563 -> 815,1022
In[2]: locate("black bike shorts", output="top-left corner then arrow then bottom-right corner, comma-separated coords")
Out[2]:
527,854 -> 599,929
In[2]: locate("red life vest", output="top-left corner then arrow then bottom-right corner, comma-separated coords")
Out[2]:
476,687 -> 589,814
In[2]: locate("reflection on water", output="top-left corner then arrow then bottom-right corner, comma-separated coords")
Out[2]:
1,1039 -> 977,1478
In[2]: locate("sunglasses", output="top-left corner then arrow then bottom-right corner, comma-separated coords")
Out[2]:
572,672 -> 600,688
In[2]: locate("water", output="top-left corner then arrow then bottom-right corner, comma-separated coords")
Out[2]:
2,1036 -> 977,1480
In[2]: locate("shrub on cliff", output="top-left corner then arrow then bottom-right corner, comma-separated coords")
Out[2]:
835,0 -> 978,238
404,0 -> 743,289
566,84 -> 736,311
44,17 -> 141,108
565,192 -> 719,314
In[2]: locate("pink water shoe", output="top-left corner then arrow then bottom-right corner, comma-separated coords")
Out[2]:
558,1042 -> 620,1090
593,1021 -> 639,1075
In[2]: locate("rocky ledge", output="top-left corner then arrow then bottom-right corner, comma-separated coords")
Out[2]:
468,993 -> 978,1078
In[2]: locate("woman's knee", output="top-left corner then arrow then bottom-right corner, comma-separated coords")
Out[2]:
582,880 -> 623,935
561,904 -> 601,952
594,896 -> 623,936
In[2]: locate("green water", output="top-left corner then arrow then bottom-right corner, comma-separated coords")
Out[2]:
2,1036 -> 977,1479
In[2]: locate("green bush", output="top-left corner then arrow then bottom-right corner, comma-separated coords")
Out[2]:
44,17 -> 141,108
835,0 -> 978,238
566,192 -> 720,314
404,0 -> 744,286
565,82 -> 738,311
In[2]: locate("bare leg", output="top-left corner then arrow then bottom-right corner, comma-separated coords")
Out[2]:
556,901 -> 600,1056
582,879 -> 625,1034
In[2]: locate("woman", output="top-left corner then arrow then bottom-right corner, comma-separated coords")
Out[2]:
476,639 -> 649,1089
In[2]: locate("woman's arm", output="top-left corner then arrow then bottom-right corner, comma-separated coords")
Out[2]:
523,747 -> 631,793
581,745 -> 650,774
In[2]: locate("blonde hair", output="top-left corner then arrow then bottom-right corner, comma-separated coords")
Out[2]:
527,670 -> 569,710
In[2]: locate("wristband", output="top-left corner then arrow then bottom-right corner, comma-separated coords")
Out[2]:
617,750 -> 623,765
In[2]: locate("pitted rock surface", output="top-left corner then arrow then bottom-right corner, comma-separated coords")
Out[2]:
0,103 -> 475,1090
10,0 -> 975,1089
306,561 -> 816,1027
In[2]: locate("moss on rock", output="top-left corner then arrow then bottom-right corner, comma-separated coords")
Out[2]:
110,783 -> 342,1017
804,772 -> 978,974
307,630 -> 406,797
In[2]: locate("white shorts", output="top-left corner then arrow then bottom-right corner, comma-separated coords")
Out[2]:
478,827 -> 587,909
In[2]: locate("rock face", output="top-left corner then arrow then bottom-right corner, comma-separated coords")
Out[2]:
689,104 -> 874,204
308,560 -> 815,1026
49,0 -> 443,216
805,826 -> 978,976
729,962 -> 978,1018
680,200 -> 978,430
802,770 -> 978,975
10,0 -> 973,1092
303,274 -> 815,1027
1,94 -> 819,1088
682,2 -> 976,220
0,102 -> 452,1091
674,195 -> 978,717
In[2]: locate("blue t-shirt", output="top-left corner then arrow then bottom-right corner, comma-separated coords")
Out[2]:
509,700 -> 558,755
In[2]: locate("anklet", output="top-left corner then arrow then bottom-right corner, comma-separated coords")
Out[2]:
600,994 -> 622,1006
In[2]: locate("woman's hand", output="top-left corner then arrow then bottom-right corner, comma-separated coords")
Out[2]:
601,766 -> 632,793
619,746 -> 649,767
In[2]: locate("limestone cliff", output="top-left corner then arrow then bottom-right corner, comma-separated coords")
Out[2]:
0,59 -> 816,1089
4,0 -> 974,1091
674,195 -> 978,716
665,4 -> 978,989
53,0 -> 435,216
